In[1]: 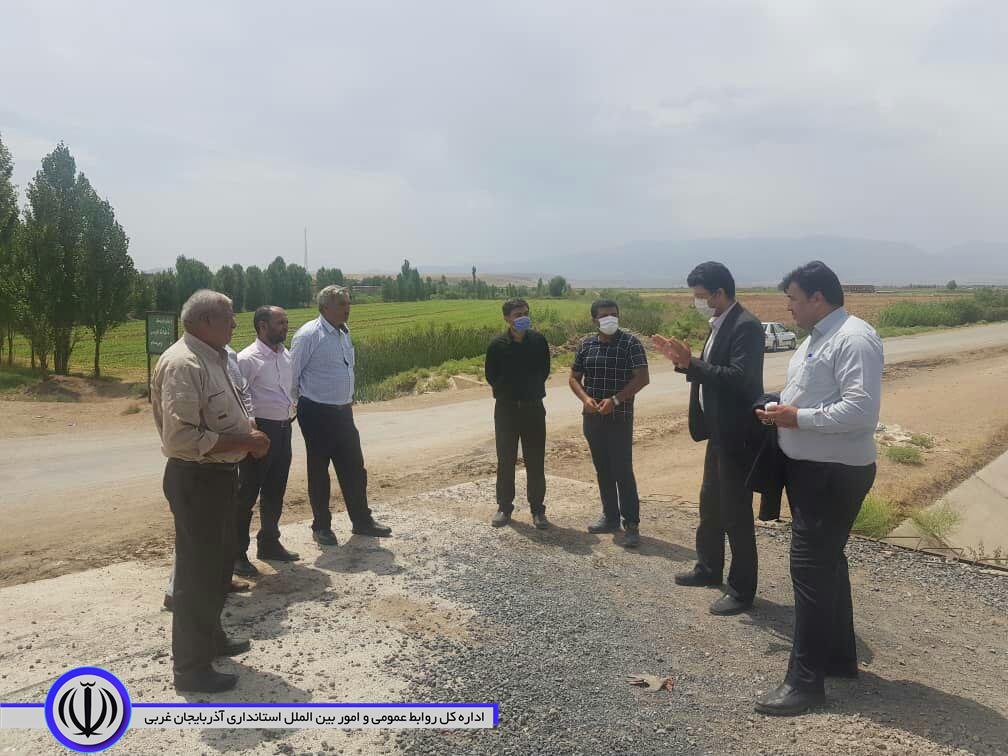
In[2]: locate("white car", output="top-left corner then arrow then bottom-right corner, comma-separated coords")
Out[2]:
763,322 -> 798,352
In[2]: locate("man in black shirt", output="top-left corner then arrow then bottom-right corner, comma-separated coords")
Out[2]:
569,299 -> 650,547
485,299 -> 552,529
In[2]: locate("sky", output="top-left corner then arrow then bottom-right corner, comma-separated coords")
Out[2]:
2,1 -> 1006,273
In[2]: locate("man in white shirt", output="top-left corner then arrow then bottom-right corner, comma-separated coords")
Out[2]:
290,285 -> 391,545
755,261 -> 884,716
234,306 -> 300,575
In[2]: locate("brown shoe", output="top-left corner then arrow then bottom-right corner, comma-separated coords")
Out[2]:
229,579 -> 250,593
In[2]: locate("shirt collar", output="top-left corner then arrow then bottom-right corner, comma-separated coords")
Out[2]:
184,332 -> 227,364
318,316 -> 348,334
254,338 -> 284,357
812,307 -> 848,339
709,301 -> 738,330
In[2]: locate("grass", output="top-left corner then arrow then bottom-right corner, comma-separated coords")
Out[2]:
909,433 -> 935,449
5,295 -> 700,402
0,366 -> 39,392
910,504 -> 961,543
885,445 -> 924,465
877,290 -> 1008,330
852,494 -> 898,538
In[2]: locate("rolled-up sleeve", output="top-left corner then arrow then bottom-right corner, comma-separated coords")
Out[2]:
160,363 -> 219,458
796,334 -> 883,434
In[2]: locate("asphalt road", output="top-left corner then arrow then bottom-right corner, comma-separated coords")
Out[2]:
2,322 -> 1007,509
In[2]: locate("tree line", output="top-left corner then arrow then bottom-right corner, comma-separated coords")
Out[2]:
0,139 -> 134,376
0,135 -> 575,377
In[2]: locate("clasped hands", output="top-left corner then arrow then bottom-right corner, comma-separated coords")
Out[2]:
650,334 -> 692,369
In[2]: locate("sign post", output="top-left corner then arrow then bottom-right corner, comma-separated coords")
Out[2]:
145,312 -> 178,402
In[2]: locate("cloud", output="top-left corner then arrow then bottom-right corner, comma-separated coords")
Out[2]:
2,0 -> 1006,272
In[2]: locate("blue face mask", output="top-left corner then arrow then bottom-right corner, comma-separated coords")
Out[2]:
512,315 -> 531,332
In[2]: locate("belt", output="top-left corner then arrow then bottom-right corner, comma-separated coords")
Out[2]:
167,458 -> 238,471
496,398 -> 543,408
298,397 -> 353,411
255,417 -> 292,428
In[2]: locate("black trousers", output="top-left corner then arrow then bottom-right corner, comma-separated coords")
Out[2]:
297,397 -> 372,531
236,418 -> 292,554
695,442 -> 758,601
784,457 -> 876,692
163,459 -> 237,675
494,399 -> 547,515
583,413 -> 640,526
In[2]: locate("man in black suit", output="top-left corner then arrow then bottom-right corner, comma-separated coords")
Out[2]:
653,262 -> 765,615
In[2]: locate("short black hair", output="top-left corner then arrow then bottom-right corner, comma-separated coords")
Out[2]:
686,261 -> 736,299
590,298 -> 619,319
779,261 -> 844,306
502,298 -> 529,317
253,306 -> 275,333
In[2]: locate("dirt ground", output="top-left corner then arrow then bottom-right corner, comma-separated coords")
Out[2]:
3,344 -> 1008,589
1,478 -> 1005,755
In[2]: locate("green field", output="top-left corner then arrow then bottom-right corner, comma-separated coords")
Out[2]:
5,298 -> 594,382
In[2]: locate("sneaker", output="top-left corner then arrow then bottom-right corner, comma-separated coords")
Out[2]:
491,511 -> 512,527
587,516 -> 621,534
532,513 -> 550,530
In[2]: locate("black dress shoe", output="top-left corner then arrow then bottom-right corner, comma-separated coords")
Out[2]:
174,668 -> 238,693
709,593 -> 753,616
215,635 -> 251,656
257,543 -> 301,562
352,520 -> 392,537
587,516 -> 621,534
312,529 -> 339,546
233,556 -> 259,578
754,682 -> 825,716
163,593 -> 173,612
532,513 -> 550,530
491,511 -> 512,527
674,567 -> 722,587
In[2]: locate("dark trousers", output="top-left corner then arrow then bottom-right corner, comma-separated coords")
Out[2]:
237,418 -> 292,554
494,399 -> 547,515
297,397 -> 372,531
695,442 -> 758,601
163,459 -> 237,675
784,457 -> 876,692
583,413 -> 640,526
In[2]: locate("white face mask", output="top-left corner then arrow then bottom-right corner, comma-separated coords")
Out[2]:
598,315 -> 619,335
694,297 -> 716,319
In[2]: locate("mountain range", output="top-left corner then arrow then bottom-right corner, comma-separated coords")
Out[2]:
420,237 -> 1008,287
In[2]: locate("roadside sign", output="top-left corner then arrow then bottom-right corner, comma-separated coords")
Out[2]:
146,312 -> 178,356
146,312 -> 178,401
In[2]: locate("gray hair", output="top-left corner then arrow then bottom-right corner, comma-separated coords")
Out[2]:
317,285 -> 350,312
181,289 -> 233,331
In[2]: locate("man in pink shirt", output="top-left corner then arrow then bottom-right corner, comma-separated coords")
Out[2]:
234,306 -> 300,576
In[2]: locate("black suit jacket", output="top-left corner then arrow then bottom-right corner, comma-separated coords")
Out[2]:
679,303 -> 765,450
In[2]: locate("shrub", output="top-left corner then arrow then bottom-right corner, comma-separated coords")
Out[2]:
910,504 -> 961,543
885,445 -> 924,465
852,494 -> 897,538
909,434 -> 935,449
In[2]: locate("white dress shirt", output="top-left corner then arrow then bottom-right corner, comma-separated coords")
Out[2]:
778,307 -> 884,466
699,302 -> 737,412
289,315 -> 355,406
237,338 -> 294,421
225,344 -> 253,416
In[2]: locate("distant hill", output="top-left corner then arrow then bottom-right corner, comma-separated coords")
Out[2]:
421,237 -> 1008,287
